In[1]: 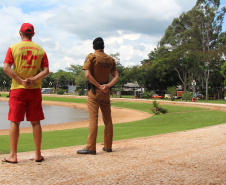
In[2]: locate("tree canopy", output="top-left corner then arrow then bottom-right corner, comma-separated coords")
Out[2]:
2,0 -> 225,100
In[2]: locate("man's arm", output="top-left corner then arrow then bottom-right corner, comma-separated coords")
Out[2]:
3,63 -> 30,88
85,69 -> 119,93
29,67 -> 49,82
101,70 -> 119,93
85,70 -> 101,89
107,70 -> 119,88
29,52 -> 49,82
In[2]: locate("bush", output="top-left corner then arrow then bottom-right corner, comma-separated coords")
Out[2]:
142,91 -> 153,99
152,100 -> 168,115
57,89 -> 64,95
170,96 -> 175,101
182,91 -> 192,102
166,86 -> 177,101
64,93 -> 71,95
78,89 -> 83,96
159,108 -> 168,114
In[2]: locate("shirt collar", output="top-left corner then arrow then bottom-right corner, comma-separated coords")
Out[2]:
95,49 -> 104,53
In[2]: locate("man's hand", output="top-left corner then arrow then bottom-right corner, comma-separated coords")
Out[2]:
21,76 -> 35,88
21,79 -> 29,88
27,76 -> 35,88
100,84 -> 109,93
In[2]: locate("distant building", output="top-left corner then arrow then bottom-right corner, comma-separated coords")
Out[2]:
123,82 -> 140,91
68,85 -> 77,94
119,82 -> 141,96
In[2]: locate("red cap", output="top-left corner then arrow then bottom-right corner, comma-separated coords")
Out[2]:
20,23 -> 34,34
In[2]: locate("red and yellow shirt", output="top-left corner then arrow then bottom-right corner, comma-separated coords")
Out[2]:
4,41 -> 49,90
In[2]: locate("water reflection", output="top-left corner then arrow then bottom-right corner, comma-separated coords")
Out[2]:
0,101 -> 89,130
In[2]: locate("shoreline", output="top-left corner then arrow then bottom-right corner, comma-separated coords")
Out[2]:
0,98 -> 152,135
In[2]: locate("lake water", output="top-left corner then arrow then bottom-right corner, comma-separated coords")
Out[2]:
0,101 -> 89,130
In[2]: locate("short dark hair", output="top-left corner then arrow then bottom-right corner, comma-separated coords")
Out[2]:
20,31 -> 33,39
93,37 -> 104,50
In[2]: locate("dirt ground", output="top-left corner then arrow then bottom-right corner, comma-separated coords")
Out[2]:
0,96 -> 226,184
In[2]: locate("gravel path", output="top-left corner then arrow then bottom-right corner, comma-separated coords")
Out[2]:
1,123 -> 226,185
0,96 -> 226,184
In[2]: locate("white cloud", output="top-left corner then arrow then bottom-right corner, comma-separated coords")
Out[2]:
1,0 -> 225,73
106,31 -> 140,45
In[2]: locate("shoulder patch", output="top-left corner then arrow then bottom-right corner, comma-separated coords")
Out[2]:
84,53 -> 92,63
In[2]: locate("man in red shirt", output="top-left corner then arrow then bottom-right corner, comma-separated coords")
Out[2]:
2,23 -> 49,163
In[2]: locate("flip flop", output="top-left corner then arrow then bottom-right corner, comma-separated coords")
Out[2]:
35,156 -> 44,162
2,157 -> 18,164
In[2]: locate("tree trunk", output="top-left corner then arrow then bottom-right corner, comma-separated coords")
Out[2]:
205,79 -> 208,100
120,85 -> 122,98
183,72 -> 187,92
205,69 -> 210,100
175,67 -> 187,91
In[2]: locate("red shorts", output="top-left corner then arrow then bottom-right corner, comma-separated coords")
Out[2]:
8,89 -> 45,122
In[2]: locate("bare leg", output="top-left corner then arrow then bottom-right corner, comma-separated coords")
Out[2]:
31,121 -> 43,161
3,121 -> 20,162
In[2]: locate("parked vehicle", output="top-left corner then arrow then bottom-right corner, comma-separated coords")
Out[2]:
164,94 -> 171,99
41,88 -> 53,94
176,91 -> 184,98
196,94 -> 204,100
152,94 -> 163,99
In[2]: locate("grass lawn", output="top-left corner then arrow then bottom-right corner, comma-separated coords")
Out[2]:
111,101 -> 208,114
157,98 -> 226,104
1,93 -> 226,104
0,95 -> 225,154
42,96 -> 87,104
0,93 -> 9,98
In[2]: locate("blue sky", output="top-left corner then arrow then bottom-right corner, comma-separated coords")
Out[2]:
0,0 -> 225,72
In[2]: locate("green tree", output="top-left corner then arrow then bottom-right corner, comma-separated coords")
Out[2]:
192,0 -> 226,99
219,32 -> 226,89
127,63 -> 154,94
75,71 -> 86,90
110,53 -> 125,97
141,47 -> 181,91
221,62 -> 226,86
41,72 -> 54,88
151,0 -> 225,99
66,64 -> 83,76
166,86 -> 177,101
217,31 -> 226,56
52,70 -> 76,90
0,67 -> 11,91
66,64 -> 87,93
158,10 -> 201,92
182,91 -> 192,102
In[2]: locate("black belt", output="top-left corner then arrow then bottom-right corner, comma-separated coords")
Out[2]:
87,81 -> 110,94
